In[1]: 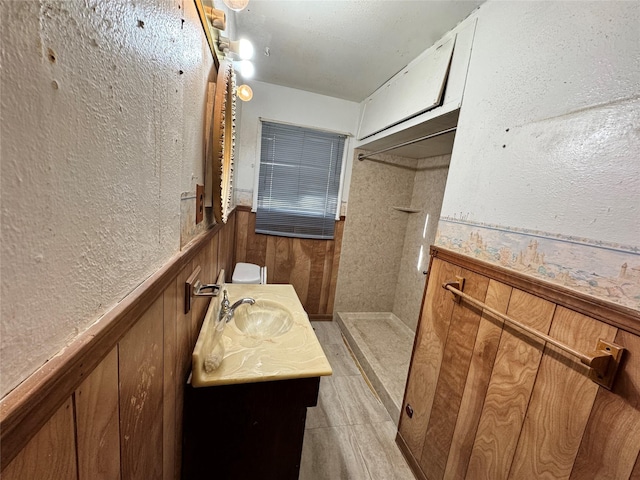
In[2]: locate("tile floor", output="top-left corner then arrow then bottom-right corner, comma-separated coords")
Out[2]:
299,321 -> 415,480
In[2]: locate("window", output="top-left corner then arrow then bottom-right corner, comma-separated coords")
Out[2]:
256,121 -> 346,240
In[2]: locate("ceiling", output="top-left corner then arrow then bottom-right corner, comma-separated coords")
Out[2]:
223,0 -> 483,103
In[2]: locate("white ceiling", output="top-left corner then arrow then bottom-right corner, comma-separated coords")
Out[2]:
225,0 -> 483,102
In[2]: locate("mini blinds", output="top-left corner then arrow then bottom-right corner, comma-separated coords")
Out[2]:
256,121 -> 346,240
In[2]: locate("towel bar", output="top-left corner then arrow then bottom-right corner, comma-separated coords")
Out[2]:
442,279 -> 625,390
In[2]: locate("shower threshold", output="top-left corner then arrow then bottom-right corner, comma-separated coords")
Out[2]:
335,312 -> 414,425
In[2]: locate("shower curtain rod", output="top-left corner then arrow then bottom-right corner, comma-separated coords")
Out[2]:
357,126 -> 457,161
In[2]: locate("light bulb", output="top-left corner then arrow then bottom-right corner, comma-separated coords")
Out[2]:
222,0 -> 249,12
237,60 -> 254,79
237,84 -> 253,101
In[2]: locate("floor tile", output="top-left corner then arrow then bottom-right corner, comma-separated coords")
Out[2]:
333,375 -> 389,425
300,426 -> 371,480
352,421 -> 415,480
322,342 -> 360,377
306,376 -> 350,429
312,320 -> 344,346
304,315 -> 416,480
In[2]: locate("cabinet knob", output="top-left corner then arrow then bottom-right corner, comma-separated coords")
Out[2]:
405,403 -> 414,418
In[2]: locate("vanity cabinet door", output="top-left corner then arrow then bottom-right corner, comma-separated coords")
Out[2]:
182,376 -> 320,480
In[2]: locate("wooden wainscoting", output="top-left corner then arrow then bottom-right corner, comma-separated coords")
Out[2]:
397,247 -> 640,480
0,210 -> 237,480
234,206 -> 344,319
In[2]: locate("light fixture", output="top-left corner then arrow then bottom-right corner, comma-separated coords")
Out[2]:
235,60 -> 254,79
236,84 -> 253,102
203,6 -> 226,30
222,0 -> 249,12
218,37 -> 254,60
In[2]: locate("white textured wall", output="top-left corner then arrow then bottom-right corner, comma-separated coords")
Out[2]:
440,1 -> 640,245
0,0 -> 214,398
233,80 -> 361,208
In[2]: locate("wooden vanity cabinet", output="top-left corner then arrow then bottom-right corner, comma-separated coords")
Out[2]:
182,376 -> 320,480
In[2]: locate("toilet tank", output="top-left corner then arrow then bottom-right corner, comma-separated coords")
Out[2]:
232,263 -> 262,284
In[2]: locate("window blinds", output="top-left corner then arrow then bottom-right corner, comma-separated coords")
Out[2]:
256,121 -> 346,240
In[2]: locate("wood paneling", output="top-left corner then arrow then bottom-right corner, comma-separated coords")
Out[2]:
1,212 -> 236,479
399,258 -> 460,460
326,218 -> 345,315
75,348 -> 121,480
218,209 -> 236,281
509,306 -> 617,479
174,264 -> 194,479
191,251 -> 212,344
0,214 -> 232,469
233,208 -> 345,316
632,456 -> 640,480
570,329 -> 640,480
118,295 -> 165,480
162,285 -> 178,480
398,248 -> 640,480
466,290 -> 556,480
443,280 -> 511,480
420,270 -> 490,480
2,398 -> 76,480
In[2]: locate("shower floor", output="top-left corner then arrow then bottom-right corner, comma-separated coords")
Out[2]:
335,312 -> 415,424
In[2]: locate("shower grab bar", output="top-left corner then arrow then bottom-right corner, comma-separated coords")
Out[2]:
442,279 -> 625,390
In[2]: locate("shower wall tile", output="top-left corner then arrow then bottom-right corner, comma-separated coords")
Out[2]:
335,149 -> 417,313
393,155 -> 450,331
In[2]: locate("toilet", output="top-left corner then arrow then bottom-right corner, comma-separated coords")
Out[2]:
232,262 -> 267,284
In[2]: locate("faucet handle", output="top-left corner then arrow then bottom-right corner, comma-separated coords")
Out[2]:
221,290 -> 229,307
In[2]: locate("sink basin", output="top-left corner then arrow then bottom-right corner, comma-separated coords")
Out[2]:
233,299 -> 294,338
191,284 -> 332,387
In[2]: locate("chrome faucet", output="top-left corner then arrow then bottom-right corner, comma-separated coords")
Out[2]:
218,290 -> 255,323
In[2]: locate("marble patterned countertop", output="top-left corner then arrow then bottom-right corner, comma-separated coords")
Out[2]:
191,283 -> 333,387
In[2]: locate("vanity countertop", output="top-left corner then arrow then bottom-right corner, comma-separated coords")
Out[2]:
191,284 -> 333,387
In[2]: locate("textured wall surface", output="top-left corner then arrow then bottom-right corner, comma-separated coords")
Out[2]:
0,0 -> 214,397
436,1 -> 640,310
392,156 -> 450,331
334,150 -> 416,313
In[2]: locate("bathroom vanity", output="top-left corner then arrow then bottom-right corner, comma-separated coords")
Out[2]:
182,284 -> 332,480
183,376 -> 320,479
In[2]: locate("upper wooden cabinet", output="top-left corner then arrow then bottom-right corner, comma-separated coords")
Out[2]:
357,19 -> 477,141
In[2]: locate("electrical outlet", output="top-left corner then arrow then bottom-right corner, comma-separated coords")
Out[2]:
196,184 -> 204,224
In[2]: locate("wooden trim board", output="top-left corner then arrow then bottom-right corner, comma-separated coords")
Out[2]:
431,246 -> 640,335
396,432 -> 427,480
